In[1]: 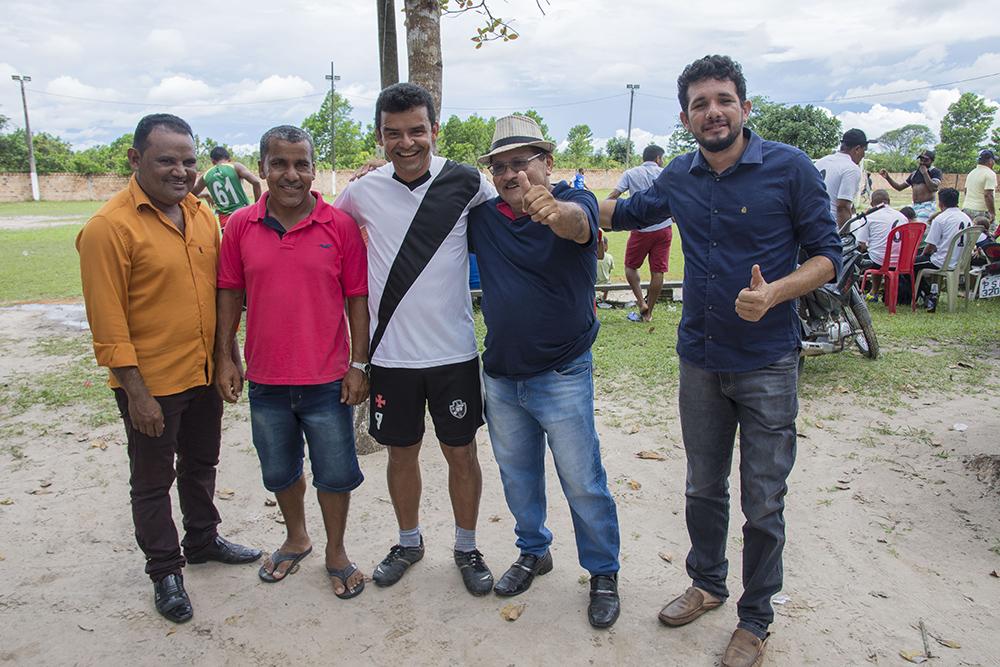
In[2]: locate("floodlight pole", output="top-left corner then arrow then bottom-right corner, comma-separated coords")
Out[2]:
12,75 -> 39,201
625,84 -> 640,167
325,61 -> 341,195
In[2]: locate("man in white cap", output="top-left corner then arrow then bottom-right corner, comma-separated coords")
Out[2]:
468,114 -> 621,628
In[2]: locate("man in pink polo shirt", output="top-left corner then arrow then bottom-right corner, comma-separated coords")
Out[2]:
213,125 -> 370,599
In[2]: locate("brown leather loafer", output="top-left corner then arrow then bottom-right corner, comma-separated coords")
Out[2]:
658,586 -> 723,626
721,628 -> 768,667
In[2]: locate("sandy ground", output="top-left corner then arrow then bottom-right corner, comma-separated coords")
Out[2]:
1,305 -> 998,666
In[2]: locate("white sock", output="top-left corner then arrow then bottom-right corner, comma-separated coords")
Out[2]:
454,526 -> 477,553
399,526 -> 421,548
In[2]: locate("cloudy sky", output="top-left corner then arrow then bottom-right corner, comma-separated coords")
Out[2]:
2,0 -> 999,155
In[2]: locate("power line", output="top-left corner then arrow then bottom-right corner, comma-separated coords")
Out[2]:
636,71 -> 1000,106
29,89 -> 326,107
442,92 -> 628,112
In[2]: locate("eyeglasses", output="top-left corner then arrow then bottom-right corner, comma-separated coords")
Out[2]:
488,152 -> 545,176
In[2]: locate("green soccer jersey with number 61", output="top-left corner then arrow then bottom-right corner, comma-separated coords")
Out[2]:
203,163 -> 250,215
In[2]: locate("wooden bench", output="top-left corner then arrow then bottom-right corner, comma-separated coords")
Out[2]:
470,281 -> 683,300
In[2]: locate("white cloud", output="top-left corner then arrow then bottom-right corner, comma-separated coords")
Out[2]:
837,79 -> 932,105
145,29 -> 187,55
46,76 -> 120,100
147,76 -> 213,104
837,104 -> 933,141
227,76 -> 315,104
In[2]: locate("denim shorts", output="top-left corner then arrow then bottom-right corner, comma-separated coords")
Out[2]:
248,380 -> 364,494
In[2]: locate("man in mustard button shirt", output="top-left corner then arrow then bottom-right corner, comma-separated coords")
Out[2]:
77,114 -> 261,624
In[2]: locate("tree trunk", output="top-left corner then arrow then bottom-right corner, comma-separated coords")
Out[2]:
353,400 -> 383,455
377,0 -> 400,89
403,0 -> 443,118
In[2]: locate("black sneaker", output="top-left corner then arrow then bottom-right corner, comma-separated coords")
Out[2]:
454,549 -> 494,596
372,538 -> 424,587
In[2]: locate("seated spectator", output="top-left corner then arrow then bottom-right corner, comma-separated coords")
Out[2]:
856,189 -> 907,302
914,188 -> 974,310
596,231 -> 614,306
899,206 -> 917,223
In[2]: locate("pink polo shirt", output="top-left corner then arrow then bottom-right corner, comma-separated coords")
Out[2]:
217,192 -> 367,385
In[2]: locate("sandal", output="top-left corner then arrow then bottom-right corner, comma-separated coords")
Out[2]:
327,562 -> 365,599
258,546 -> 313,583
627,311 -> 643,322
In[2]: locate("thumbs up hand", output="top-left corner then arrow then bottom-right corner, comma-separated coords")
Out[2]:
735,263 -> 775,322
518,171 -> 559,225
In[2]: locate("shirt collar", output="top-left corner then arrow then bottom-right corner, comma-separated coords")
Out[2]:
689,127 -> 762,175
248,190 -> 332,225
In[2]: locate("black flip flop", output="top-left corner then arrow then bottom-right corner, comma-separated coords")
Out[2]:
327,562 -> 365,599
258,547 -> 313,583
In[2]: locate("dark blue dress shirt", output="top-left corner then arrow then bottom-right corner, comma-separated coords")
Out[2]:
612,129 -> 842,373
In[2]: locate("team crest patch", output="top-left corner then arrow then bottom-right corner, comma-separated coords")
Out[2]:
449,399 -> 467,419
374,412 -> 384,429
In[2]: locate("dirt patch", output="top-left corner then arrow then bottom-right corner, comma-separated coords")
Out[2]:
966,455 -> 1000,494
1,305 -> 999,665
0,215 -> 89,230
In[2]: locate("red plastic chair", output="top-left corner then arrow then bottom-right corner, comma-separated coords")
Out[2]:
859,222 -> 925,314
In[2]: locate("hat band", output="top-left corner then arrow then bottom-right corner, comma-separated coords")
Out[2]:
491,135 -> 546,151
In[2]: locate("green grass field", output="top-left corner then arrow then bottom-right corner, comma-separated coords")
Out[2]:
0,200 -> 102,217
3,199 -> 998,409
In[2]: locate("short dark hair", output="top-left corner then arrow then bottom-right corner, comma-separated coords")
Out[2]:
642,144 -> 665,162
900,206 -> 916,220
870,189 -> 890,205
939,187 -> 960,208
209,146 -> 230,162
259,125 -> 315,164
375,82 -> 437,129
677,55 -> 747,112
132,114 -> 193,152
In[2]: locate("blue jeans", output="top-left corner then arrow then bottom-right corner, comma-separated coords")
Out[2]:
678,350 -> 799,639
483,351 -> 620,575
248,380 -> 364,494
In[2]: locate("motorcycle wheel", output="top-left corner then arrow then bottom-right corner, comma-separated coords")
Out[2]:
845,287 -> 879,359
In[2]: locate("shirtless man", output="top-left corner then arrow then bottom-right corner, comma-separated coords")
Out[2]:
879,149 -> 941,224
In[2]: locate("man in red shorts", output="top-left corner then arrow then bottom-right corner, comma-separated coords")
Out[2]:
607,144 -> 673,322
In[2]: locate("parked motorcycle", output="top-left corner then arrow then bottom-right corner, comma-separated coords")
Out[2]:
798,205 -> 881,364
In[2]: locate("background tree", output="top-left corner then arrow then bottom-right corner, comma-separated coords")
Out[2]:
70,133 -> 134,175
302,91 -> 373,168
665,123 -> 697,159
0,129 -> 74,173
991,124 -> 1000,151
747,96 -> 841,159
377,0 -> 400,88
559,124 -> 595,167
604,136 -> 634,165
436,113 -> 495,164
934,92 -> 996,172
878,124 -> 934,156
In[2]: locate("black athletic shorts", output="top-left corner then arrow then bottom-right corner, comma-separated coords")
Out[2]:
368,357 -> 484,447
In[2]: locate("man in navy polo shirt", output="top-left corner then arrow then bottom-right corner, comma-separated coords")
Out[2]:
469,115 -> 621,629
601,56 -> 840,667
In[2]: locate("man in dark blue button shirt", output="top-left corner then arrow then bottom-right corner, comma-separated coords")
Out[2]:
601,55 -> 840,667
470,114 -> 621,630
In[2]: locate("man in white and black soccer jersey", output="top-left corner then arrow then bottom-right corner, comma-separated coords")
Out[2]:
335,83 -> 497,595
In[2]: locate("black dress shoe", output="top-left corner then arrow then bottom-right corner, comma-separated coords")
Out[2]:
588,573 -> 620,628
186,536 -> 262,565
493,551 -> 553,597
154,573 -> 193,624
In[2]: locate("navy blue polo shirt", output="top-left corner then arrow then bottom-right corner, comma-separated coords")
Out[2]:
469,181 -> 599,379
612,129 -> 842,373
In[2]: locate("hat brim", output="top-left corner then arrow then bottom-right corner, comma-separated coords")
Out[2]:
477,140 -> 556,165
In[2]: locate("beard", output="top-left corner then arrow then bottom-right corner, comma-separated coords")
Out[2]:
694,122 -> 742,153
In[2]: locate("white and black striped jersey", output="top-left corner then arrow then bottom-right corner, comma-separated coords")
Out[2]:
336,155 -> 496,368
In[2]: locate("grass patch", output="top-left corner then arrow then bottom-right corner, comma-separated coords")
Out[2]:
0,200 -> 102,218
591,188 -> 684,283
0,333 -> 117,427
0,224 -> 85,304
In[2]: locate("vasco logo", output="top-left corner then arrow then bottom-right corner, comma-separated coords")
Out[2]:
449,399 -> 467,419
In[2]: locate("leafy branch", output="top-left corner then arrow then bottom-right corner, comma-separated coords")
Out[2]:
440,0 -> 550,48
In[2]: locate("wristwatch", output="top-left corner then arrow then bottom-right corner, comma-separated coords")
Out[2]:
350,361 -> 371,377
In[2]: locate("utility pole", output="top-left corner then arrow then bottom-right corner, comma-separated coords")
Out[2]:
625,83 -> 640,168
325,61 -> 341,195
11,75 -> 39,201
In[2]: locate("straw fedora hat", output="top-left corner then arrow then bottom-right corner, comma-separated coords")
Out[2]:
478,115 -> 556,164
